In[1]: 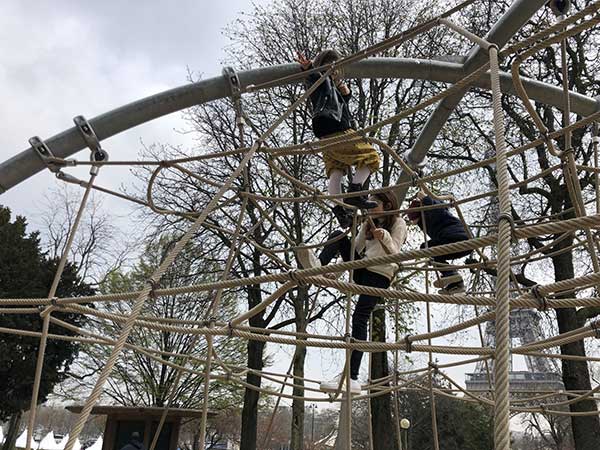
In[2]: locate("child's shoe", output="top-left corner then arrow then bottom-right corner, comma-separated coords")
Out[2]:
332,205 -> 353,228
320,374 -> 361,394
433,274 -> 462,289
438,280 -> 465,295
344,183 -> 378,209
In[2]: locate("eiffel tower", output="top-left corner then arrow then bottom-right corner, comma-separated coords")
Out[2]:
465,308 -> 564,392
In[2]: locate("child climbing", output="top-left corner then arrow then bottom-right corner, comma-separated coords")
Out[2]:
297,50 -> 381,228
406,191 -> 471,294
296,190 -> 406,393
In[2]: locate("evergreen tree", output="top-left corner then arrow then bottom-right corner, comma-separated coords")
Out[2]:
0,205 -> 93,450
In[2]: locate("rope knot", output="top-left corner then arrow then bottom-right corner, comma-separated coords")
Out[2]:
148,278 -> 160,298
530,284 -> 548,311
541,130 -> 551,144
428,362 -> 439,373
410,172 -> 420,187
288,269 -> 306,286
560,147 -> 575,161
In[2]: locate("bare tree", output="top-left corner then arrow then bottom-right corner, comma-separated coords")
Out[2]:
421,1 -> 600,448
38,184 -> 134,286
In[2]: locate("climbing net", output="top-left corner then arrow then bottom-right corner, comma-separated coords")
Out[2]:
3,1 -> 600,449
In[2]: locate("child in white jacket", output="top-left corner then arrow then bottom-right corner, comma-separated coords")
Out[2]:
297,190 -> 407,393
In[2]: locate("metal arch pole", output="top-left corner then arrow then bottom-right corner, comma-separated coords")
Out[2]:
393,0 -> 549,203
2,60 -> 597,193
2,11 -> 599,193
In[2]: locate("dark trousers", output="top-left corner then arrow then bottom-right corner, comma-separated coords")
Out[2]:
430,233 -> 471,278
319,231 -> 391,380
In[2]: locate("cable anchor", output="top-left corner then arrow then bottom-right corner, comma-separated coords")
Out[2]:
74,115 -> 109,175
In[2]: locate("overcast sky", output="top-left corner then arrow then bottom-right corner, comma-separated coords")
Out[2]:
0,0 -> 266,220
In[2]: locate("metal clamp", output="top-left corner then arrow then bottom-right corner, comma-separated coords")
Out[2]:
592,121 -> 599,138
404,334 -> 413,353
591,320 -> 600,338
30,136 -> 61,173
223,66 -> 246,133
56,171 -> 85,186
497,212 -> 517,244
428,361 -> 439,373
74,116 -> 109,175
530,284 -> 548,311
222,66 -> 242,98
547,0 -> 571,16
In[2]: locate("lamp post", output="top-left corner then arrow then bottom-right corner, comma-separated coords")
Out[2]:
309,403 -> 317,449
400,418 -> 411,450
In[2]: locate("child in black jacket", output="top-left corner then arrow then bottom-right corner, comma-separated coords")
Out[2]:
297,50 -> 380,227
407,192 -> 471,293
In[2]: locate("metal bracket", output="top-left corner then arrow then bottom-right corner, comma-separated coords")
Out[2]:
222,67 -> 246,145
222,66 -> 242,99
29,136 -> 61,173
74,115 -> 108,175
74,115 -> 101,152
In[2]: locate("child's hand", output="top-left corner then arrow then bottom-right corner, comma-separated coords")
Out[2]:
372,228 -> 385,241
337,82 -> 350,96
297,53 -> 312,70
416,190 -> 426,200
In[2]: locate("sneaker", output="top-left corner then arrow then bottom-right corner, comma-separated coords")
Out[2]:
296,247 -> 340,279
433,274 -> 462,289
332,205 -> 353,228
344,183 -> 378,209
438,280 -> 465,295
320,375 -> 361,394
296,247 -> 320,269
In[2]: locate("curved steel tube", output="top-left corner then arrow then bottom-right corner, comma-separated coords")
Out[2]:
0,57 -> 598,193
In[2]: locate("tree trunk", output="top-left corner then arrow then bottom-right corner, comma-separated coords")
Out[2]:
370,307 -> 399,450
192,429 -> 200,450
240,281 -> 266,450
290,286 -> 308,450
552,246 -> 600,450
2,411 -> 22,450
241,338 -> 265,450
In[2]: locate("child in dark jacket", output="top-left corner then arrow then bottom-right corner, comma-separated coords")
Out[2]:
406,192 -> 471,293
297,50 -> 380,228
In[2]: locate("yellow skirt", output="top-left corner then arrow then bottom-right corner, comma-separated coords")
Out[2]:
320,130 -> 380,177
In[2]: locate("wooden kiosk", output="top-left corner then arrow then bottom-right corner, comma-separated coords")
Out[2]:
66,406 -> 216,450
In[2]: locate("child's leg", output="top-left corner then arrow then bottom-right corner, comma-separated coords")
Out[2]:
319,230 -> 348,266
328,169 -> 353,228
350,294 -> 379,380
349,271 -> 390,380
345,165 -> 377,209
351,165 -> 371,186
432,255 -> 457,278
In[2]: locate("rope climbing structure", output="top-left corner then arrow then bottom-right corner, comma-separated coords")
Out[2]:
2,1 -> 600,449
